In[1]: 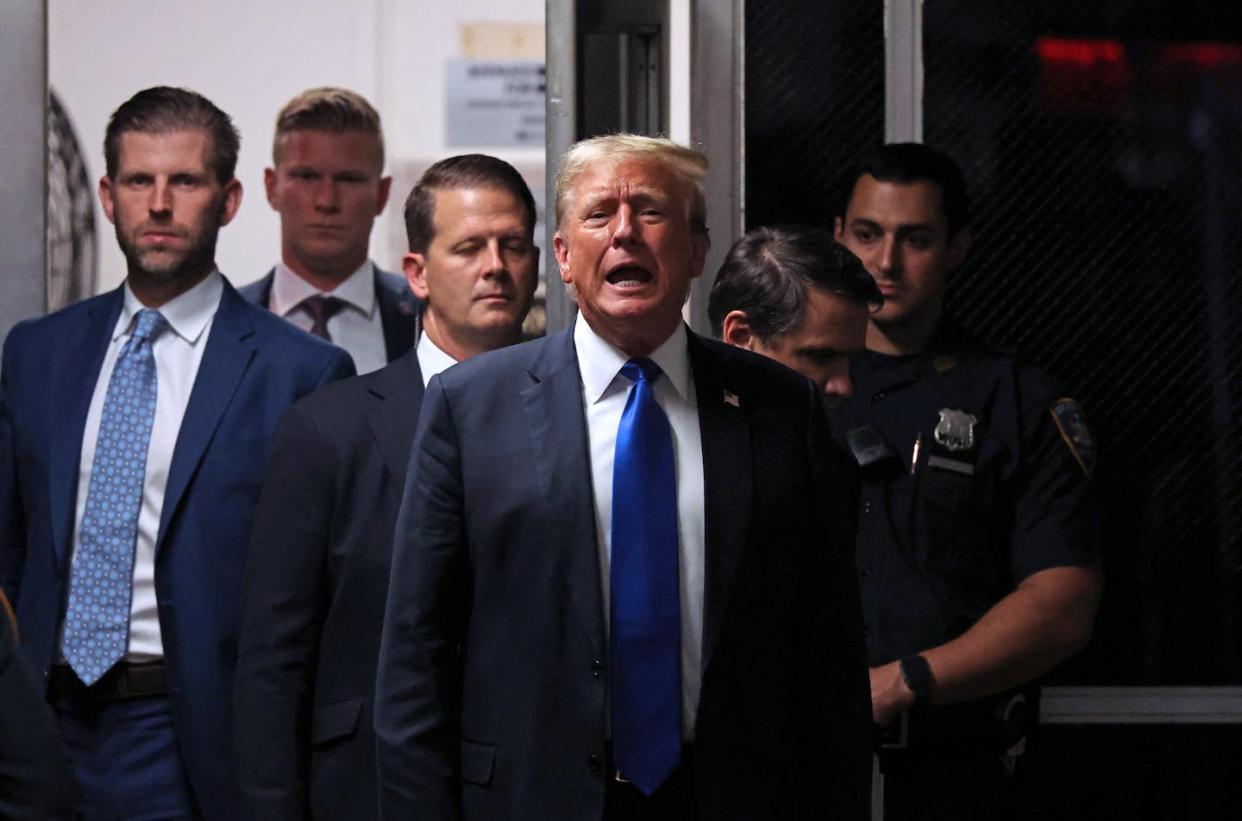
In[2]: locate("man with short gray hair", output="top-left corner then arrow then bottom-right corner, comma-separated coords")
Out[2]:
376,133 -> 872,820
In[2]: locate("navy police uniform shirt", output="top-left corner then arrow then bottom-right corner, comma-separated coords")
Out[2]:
832,322 -> 1099,666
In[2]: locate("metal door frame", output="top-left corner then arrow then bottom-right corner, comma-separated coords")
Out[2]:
1,0 -> 49,338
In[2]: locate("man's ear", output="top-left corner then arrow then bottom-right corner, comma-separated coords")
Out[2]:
528,246 -> 542,292
403,252 -> 431,301
553,233 -> 573,286
264,168 -> 278,209
218,179 -> 243,227
375,176 -> 393,215
720,310 -> 757,350
833,215 -> 845,242
688,231 -> 711,280
947,227 -> 972,270
98,176 -> 116,224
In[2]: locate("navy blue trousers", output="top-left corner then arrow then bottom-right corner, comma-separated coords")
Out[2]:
53,693 -> 198,820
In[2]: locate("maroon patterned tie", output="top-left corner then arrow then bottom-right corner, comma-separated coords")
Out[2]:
301,295 -> 347,341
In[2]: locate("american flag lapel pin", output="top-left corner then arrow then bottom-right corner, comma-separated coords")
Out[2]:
723,390 -> 740,408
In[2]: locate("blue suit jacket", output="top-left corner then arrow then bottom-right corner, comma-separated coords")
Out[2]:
0,279 -> 355,820
375,328 -> 873,820
239,266 -> 422,364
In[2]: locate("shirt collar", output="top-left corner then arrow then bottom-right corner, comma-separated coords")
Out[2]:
573,314 -> 691,405
416,330 -> 458,384
117,269 -> 222,344
271,259 -> 376,317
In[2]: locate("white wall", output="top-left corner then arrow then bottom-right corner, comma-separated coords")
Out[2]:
49,0 -> 544,294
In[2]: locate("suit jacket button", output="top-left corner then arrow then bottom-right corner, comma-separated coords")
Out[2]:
591,659 -> 605,679
587,753 -> 602,772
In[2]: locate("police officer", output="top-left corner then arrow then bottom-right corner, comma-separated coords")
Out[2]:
832,143 -> 1102,819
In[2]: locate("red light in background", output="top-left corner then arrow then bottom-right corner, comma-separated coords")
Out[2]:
1035,38 -> 1131,116
1035,37 -> 1242,116
1162,43 -> 1242,68
1036,37 -> 1242,71
1037,38 -> 1125,67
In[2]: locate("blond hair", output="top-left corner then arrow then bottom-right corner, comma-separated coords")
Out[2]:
554,134 -> 708,234
272,87 -> 384,167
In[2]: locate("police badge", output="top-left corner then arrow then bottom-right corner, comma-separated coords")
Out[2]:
933,408 -> 978,452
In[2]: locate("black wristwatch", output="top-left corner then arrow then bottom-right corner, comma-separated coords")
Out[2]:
899,654 -> 933,706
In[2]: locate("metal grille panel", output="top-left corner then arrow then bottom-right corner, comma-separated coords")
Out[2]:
924,1 -> 1242,685
744,0 -> 883,229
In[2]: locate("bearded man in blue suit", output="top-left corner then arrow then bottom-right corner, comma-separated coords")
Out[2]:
0,86 -> 354,819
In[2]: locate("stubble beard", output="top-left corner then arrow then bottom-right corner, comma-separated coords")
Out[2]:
116,198 -> 226,288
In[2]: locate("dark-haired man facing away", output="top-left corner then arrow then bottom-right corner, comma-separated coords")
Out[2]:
234,154 -> 539,820
708,224 -> 881,409
242,87 -> 420,373
833,142 -> 1101,819
0,86 -> 354,820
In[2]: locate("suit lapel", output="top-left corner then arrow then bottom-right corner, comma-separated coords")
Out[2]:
689,335 -> 752,676
49,291 -> 125,570
366,349 -> 425,481
375,271 -> 421,362
158,283 -> 256,545
520,331 -> 604,658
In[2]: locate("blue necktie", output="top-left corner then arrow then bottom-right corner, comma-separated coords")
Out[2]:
62,308 -> 167,685
610,358 -> 681,794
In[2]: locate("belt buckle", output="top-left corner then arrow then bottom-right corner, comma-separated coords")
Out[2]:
613,770 -> 630,784
879,711 -> 909,750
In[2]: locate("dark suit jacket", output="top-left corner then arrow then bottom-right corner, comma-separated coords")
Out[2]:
234,349 -> 425,820
0,591 -> 76,820
239,266 -> 421,363
0,279 -> 355,820
375,328 -> 873,820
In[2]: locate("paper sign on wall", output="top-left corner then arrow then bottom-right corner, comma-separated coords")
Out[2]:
446,59 -> 546,148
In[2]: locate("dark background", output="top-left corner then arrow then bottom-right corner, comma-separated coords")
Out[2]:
746,1 -> 1242,815
746,0 -> 1242,687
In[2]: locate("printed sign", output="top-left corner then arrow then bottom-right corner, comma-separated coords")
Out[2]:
446,59 -> 546,147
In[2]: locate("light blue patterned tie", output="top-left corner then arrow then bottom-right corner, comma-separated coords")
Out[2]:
62,308 -> 167,685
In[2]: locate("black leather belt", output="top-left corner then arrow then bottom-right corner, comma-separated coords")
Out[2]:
48,661 -> 169,703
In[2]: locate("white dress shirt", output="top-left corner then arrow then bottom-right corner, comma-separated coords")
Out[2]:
63,271 -> 223,661
416,331 -> 457,388
574,314 -> 706,739
270,260 -> 387,375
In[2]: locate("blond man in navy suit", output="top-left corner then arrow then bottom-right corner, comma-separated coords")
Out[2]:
241,88 -> 420,373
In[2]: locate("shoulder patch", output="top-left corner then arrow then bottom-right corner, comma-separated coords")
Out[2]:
1050,398 -> 1096,475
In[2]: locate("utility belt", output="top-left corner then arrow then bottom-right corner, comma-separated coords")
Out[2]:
877,689 -> 1035,756
48,660 -> 169,705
